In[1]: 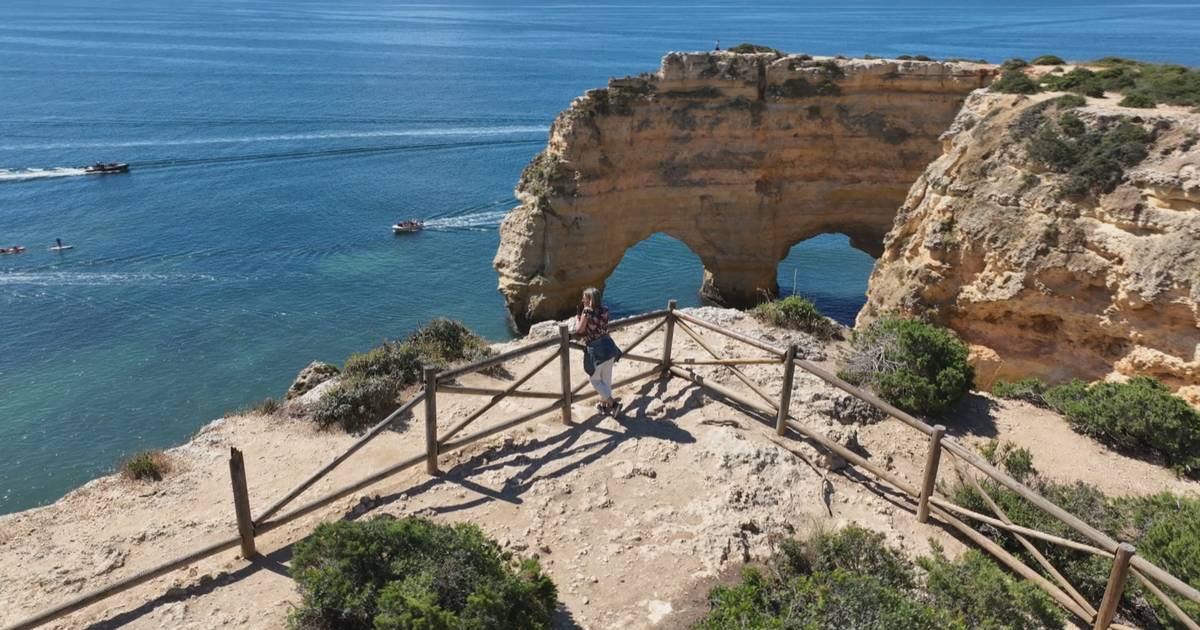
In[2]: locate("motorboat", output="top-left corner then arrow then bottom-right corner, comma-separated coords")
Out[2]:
392,219 -> 424,234
83,162 -> 129,174
1,245 -> 26,255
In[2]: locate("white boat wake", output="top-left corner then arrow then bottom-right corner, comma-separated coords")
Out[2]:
0,167 -> 88,182
423,209 -> 511,231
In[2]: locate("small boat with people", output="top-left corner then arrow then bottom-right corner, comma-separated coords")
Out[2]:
83,162 -> 129,175
392,219 -> 424,234
1,245 -> 26,255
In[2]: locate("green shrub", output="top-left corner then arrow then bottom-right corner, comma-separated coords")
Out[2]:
290,517 -> 556,630
1024,110 -> 1152,197
1078,59 -> 1200,106
991,70 -> 1041,94
120,450 -> 170,481
1055,94 -> 1088,108
1119,91 -> 1158,108
328,319 -> 496,432
951,450 -> 1200,627
1031,55 -> 1065,66
312,375 -> 400,433
1044,376 -> 1200,477
750,296 -> 839,340
1001,58 -> 1030,72
405,318 -> 495,367
727,43 -> 780,55
697,525 -> 1063,630
841,317 -> 974,416
1041,67 -> 1104,97
993,377 -> 1051,408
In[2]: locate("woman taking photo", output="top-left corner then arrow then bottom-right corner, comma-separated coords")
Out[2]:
575,287 -> 622,416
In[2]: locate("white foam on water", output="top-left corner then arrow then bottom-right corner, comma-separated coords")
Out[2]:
423,209 -> 512,231
0,126 -> 547,151
0,271 -> 223,286
0,167 -> 88,182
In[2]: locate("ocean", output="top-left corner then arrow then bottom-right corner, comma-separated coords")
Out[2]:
2,0 -> 1198,514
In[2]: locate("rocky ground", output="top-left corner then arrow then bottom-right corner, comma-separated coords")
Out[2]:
1,308 -> 1196,630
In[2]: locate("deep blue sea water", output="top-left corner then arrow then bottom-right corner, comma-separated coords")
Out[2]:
2,0 -> 1198,514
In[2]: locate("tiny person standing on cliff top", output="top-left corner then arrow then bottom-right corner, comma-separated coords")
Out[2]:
575,287 -> 623,416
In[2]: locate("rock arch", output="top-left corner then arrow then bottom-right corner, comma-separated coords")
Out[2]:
494,52 -> 994,330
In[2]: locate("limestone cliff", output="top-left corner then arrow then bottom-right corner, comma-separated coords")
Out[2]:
860,91 -> 1200,401
494,52 -> 992,330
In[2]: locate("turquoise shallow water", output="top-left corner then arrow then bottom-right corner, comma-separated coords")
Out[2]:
2,0 -> 1199,514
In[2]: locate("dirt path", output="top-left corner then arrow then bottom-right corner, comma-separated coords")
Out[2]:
1,308 -> 1195,630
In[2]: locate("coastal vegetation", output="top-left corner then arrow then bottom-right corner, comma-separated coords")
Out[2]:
697,525 -> 1063,629
313,319 -> 495,432
726,43 -> 781,55
1023,107 -> 1152,198
750,296 -> 839,340
991,70 -> 1041,94
951,448 -> 1200,626
119,450 -> 171,481
289,516 -> 557,629
1031,55 -> 1066,66
839,317 -> 974,416
1035,59 -> 1200,107
992,376 -> 1200,477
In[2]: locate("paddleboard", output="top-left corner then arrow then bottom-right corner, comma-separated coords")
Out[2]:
49,245 -> 74,252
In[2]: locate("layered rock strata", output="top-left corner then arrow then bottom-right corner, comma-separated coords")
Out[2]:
494,53 -> 992,330
860,92 -> 1200,400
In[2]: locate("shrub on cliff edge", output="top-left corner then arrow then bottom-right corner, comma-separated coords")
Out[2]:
290,517 -> 557,630
726,43 -> 781,55
840,317 -> 974,417
120,450 -> 171,481
1031,54 -> 1066,65
697,525 -> 1063,629
751,296 -> 840,340
991,70 -> 1041,94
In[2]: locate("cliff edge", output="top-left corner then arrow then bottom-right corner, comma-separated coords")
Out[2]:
860,90 -> 1200,400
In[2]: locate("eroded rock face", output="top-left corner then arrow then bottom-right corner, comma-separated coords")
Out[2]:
861,91 -> 1200,399
494,52 -> 992,330
286,361 -> 340,400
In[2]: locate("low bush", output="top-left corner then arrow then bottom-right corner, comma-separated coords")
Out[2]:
290,517 -> 557,630
840,317 -> 974,416
1085,59 -> 1200,107
1024,109 -> 1152,197
951,449 -> 1200,626
1044,376 -> 1200,477
1001,58 -> 1030,71
120,450 -> 171,481
750,296 -> 839,340
1055,93 -> 1088,108
979,439 -> 1036,482
697,525 -> 1064,629
1119,91 -> 1158,108
992,377 -> 1052,408
322,319 -> 497,432
991,70 -> 1041,94
311,375 -> 400,433
1040,67 -> 1104,97
727,43 -> 780,55
1031,54 -> 1065,66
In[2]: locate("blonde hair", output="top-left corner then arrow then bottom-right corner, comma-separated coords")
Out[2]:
583,287 -> 602,308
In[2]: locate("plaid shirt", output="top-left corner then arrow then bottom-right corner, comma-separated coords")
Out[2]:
580,306 -> 609,344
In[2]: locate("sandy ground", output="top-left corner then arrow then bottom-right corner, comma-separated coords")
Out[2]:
1,308 -> 1196,630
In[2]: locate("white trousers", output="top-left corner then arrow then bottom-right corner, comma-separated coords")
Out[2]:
589,358 -> 614,400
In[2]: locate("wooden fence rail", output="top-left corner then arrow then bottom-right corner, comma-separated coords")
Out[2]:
6,301 -> 1197,630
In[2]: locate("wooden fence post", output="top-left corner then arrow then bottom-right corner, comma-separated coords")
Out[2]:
917,424 -> 946,523
228,447 -> 256,558
558,323 -> 572,425
424,366 -> 439,475
660,299 -> 677,374
1094,543 -> 1136,630
775,344 -> 796,436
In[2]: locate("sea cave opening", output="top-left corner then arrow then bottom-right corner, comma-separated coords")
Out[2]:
775,233 -> 877,325
601,232 -> 706,316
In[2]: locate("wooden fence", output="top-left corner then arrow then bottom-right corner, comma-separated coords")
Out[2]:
5,302 -> 1198,630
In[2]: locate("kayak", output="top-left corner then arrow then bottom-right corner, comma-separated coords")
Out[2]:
50,245 -> 74,252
